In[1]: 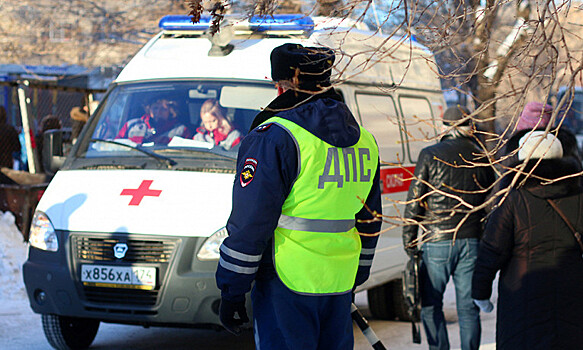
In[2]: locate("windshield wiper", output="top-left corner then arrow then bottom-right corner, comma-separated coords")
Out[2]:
90,139 -> 177,168
159,146 -> 237,161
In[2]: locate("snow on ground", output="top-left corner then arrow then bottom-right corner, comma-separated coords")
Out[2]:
0,211 -> 27,301
0,210 -> 497,349
0,211 -> 39,347
353,287 -> 498,349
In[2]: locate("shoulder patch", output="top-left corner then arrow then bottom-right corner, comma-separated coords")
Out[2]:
255,123 -> 273,132
240,158 -> 258,188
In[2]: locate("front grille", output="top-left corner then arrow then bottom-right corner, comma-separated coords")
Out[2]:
85,306 -> 157,315
72,235 -> 178,307
74,236 -> 175,263
83,286 -> 159,306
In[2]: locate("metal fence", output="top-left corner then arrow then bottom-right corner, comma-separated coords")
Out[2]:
1,82 -> 103,175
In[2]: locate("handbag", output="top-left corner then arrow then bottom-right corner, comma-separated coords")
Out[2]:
546,199 -> 583,257
402,252 -> 422,344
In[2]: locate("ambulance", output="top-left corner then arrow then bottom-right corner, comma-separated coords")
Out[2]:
23,14 -> 445,348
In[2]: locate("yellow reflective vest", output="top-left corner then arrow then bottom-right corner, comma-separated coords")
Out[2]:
263,117 -> 379,295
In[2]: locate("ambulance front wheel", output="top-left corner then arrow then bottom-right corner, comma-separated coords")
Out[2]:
367,279 -> 411,322
42,314 -> 100,350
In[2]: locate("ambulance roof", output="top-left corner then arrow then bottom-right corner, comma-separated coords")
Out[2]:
115,15 -> 442,91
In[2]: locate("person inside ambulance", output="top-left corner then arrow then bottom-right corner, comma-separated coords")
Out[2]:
215,43 -> 382,349
193,98 -> 242,150
116,97 -> 191,144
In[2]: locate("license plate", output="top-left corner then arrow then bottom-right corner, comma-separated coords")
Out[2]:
81,264 -> 156,289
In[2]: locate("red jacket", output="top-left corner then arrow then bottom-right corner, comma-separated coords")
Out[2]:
117,115 -> 190,144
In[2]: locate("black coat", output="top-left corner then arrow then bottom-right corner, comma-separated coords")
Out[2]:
402,134 -> 496,249
472,157 -> 583,350
0,123 -> 20,169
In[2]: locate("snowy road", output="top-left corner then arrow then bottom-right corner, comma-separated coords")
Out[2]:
0,292 -> 497,350
0,211 -> 497,349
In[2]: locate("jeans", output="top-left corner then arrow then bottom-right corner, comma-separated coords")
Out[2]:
420,238 -> 481,350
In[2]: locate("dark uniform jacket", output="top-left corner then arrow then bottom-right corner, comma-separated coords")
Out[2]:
215,89 -> 382,302
402,134 -> 496,250
472,155 -> 583,350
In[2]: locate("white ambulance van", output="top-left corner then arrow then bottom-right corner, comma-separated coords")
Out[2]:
23,14 -> 445,348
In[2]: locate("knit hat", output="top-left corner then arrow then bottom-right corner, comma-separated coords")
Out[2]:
516,102 -> 552,131
518,130 -> 563,161
442,105 -> 471,126
270,43 -> 335,90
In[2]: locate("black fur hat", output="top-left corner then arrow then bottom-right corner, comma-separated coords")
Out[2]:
270,43 -> 335,90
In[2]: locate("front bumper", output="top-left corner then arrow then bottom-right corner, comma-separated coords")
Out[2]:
23,231 -> 242,327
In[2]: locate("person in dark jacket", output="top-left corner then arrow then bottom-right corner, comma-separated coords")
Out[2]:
0,106 -> 21,169
215,43 -> 382,350
491,101 -> 581,208
403,105 -> 496,350
472,129 -> 583,350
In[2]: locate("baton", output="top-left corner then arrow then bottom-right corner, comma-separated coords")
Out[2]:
351,303 -> 387,350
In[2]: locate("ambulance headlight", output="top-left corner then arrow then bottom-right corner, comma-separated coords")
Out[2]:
29,211 -> 58,252
197,227 -> 228,261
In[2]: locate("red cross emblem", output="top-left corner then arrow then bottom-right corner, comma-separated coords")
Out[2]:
120,180 -> 162,206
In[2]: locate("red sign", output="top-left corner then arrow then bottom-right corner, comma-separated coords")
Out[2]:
120,180 -> 162,206
380,166 -> 416,194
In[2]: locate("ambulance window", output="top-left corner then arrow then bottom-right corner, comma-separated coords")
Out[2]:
399,96 -> 436,163
355,93 -> 404,163
220,86 -> 277,111
80,81 -> 277,164
220,85 -> 278,134
91,89 -> 128,140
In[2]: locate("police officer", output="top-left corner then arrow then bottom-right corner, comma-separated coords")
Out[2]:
215,43 -> 382,349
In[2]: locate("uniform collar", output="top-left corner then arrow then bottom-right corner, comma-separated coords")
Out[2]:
248,88 -> 343,131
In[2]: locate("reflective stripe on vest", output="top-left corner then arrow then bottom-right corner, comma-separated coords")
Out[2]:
264,117 -> 379,295
278,215 -> 356,233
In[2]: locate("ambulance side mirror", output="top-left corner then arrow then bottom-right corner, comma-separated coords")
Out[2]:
43,128 -> 72,174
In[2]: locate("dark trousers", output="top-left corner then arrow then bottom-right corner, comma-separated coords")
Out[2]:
251,277 -> 353,350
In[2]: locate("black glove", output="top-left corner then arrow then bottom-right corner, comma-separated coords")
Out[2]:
219,298 -> 249,335
353,265 -> 370,289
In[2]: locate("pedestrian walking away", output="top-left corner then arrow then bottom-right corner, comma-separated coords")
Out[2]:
472,129 -> 583,350
215,43 -> 383,350
490,101 -> 581,207
402,105 -> 496,350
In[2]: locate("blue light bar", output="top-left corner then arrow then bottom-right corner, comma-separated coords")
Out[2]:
159,15 -> 211,31
249,14 -> 314,32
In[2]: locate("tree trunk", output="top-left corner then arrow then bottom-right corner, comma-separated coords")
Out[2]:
277,0 -> 302,14
316,0 -> 344,16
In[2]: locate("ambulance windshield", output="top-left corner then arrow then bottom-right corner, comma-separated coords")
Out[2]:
77,81 -> 277,165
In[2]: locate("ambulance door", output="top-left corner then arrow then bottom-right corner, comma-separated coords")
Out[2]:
397,95 -> 438,163
354,92 -> 409,283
